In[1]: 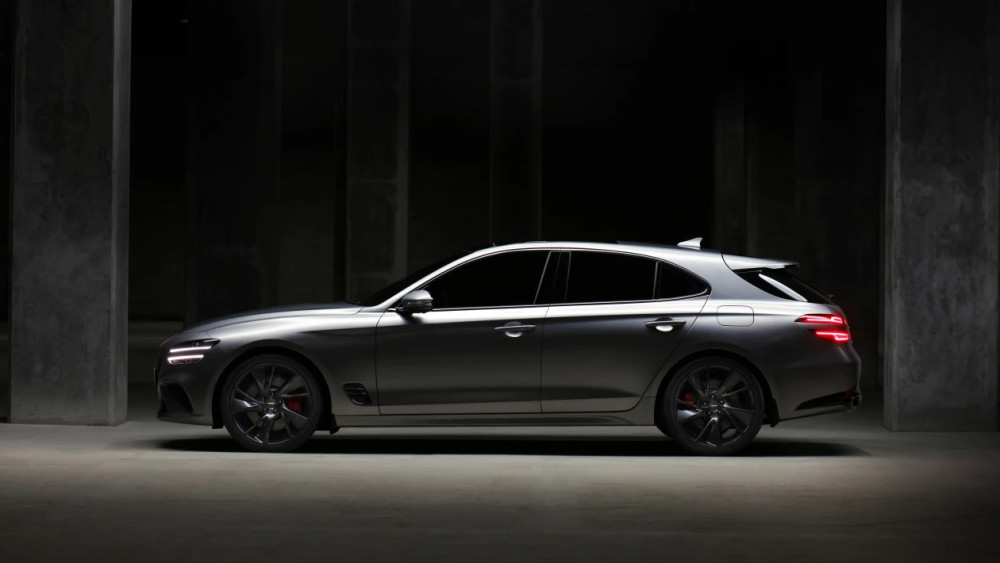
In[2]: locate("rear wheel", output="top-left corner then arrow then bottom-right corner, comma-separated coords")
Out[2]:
660,357 -> 764,456
220,354 -> 326,452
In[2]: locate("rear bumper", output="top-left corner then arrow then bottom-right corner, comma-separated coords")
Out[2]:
769,343 -> 862,423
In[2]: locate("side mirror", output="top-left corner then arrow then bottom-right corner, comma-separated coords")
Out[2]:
395,289 -> 433,314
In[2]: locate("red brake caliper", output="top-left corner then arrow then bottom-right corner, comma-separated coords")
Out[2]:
286,397 -> 302,413
684,393 -> 694,405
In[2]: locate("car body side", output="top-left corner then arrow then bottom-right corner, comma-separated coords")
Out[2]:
154,242 -> 860,430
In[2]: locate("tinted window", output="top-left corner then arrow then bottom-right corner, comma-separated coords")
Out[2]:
565,252 -> 656,303
656,262 -> 708,299
738,268 -> 832,304
422,251 -> 550,309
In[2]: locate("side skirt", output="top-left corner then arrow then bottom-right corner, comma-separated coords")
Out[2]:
332,396 -> 659,430
336,413 -> 641,428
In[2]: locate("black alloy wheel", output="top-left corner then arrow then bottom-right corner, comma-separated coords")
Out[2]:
661,357 -> 764,455
220,354 -> 326,452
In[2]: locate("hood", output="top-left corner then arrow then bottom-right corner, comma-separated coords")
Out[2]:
182,302 -> 362,335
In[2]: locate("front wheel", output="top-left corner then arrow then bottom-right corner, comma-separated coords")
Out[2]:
660,357 -> 764,456
220,354 -> 326,452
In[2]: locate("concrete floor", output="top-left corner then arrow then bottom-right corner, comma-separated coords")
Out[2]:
1,384 -> 999,563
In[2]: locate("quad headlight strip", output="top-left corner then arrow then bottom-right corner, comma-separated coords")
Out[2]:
167,339 -> 220,365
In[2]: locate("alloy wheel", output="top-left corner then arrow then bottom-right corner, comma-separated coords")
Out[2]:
662,358 -> 764,455
221,355 -> 324,452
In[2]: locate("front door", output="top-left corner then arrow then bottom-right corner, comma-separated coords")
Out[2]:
376,250 -> 553,414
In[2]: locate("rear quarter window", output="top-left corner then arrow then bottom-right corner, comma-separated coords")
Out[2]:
738,269 -> 832,304
656,262 -> 709,299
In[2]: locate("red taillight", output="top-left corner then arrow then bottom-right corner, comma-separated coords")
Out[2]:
795,314 -> 845,326
814,330 -> 851,343
796,314 -> 851,343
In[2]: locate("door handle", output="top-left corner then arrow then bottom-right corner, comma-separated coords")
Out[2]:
645,319 -> 686,333
494,322 -> 536,338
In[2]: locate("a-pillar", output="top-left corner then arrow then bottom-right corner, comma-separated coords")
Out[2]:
884,0 -> 999,430
489,0 -> 542,243
345,0 -> 411,301
9,0 -> 131,424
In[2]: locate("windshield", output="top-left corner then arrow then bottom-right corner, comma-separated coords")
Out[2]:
352,250 -> 474,307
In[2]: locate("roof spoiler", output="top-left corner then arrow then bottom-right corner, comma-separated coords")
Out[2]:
722,253 -> 798,271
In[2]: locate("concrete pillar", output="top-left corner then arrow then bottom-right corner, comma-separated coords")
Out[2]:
489,0 -> 541,243
0,0 -> 13,421
9,0 -> 131,424
884,0 -> 999,430
346,0 -> 411,301
184,1 -> 281,323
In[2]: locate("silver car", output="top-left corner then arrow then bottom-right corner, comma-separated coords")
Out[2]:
155,239 -> 861,455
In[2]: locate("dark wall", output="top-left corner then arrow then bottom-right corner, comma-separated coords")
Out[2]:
542,0 -> 712,243
278,0 -> 347,305
775,1 -> 884,386
408,0 -> 491,272
126,0 -> 885,387
130,1 -> 187,320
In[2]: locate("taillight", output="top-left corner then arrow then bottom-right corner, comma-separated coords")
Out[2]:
796,314 -> 850,343
796,314 -> 845,326
813,330 -> 850,343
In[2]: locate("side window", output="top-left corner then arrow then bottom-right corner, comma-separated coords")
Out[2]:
422,251 -> 550,309
656,262 -> 708,299
565,252 -> 657,303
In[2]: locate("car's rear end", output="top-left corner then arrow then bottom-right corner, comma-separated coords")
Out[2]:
722,258 -> 862,422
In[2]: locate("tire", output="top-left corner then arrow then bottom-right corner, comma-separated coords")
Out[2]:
660,357 -> 764,456
220,354 -> 326,452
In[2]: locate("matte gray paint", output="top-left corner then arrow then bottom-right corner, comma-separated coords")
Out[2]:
377,306 -> 546,414
541,298 -> 706,412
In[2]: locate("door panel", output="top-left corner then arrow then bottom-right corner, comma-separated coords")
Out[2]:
541,298 -> 707,412
376,307 -> 546,414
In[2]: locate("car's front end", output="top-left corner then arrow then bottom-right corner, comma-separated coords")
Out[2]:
154,332 -> 229,426
154,303 -> 368,428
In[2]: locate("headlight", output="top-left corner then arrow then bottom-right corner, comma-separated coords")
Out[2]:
166,339 -> 220,365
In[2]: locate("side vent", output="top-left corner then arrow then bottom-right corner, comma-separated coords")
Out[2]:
343,383 -> 373,406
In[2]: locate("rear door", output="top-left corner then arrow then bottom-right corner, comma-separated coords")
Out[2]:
541,251 -> 708,412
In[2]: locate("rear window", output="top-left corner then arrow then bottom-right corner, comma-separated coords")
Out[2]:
738,269 -> 832,304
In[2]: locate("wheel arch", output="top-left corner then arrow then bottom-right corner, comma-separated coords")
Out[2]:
653,349 -> 780,428
211,346 -> 334,431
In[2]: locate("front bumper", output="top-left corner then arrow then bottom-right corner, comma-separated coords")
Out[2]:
154,344 -> 225,427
